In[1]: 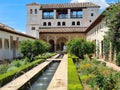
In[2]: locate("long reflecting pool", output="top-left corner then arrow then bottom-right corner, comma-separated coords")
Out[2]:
27,61 -> 60,90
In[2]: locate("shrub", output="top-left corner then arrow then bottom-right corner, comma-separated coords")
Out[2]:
67,38 -> 95,59
68,56 -> 83,90
19,40 -> 51,61
116,52 -> 120,66
0,59 -> 43,86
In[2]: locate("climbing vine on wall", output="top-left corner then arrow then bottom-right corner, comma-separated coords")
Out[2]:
103,36 -> 110,61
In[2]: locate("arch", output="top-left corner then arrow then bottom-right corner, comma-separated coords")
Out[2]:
56,37 -> 67,51
48,22 -> 51,26
4,39 -> 9,49
0,38 -> 2,49
49,40 -> 55,52
30,9 -> 33,14
35,9 -> 37,14
62,22 -> 66,26
57,22 -> 61,26
43,22 -> 47,26
72,21 -> 75,25
77,21 -> 80,25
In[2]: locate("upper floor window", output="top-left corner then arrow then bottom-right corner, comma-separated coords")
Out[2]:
77,21 -> 80,25
43,22 -> 47,26
30,9 -> 33,14
72,21 -> 75,25
35,9 -> 37,14
91,13 -> 94,16
57,10 -> 68,19
71,10 -> 83,18
57,22 -> 61,26
62,22 -> 66,26
43,11 -> 54,19
31,27 -> 35,30
48,22 -> 51,26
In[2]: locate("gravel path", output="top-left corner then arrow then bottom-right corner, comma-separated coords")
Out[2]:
98,59 -> 120,72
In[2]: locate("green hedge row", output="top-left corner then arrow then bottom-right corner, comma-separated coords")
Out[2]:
0,59 -> 43,87
68,55 -> 83,90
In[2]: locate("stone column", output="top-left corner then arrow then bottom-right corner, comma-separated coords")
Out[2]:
54,9 -> 56,19
68,9 -> 71,19
46,36 -> 49,43
40,10 -> 43,19
54,36 -> 57,52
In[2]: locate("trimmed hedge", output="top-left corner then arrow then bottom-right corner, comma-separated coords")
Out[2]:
68,56 -> 83,90
0,59 -> 43,87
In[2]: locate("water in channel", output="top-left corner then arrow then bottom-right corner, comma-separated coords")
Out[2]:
27,61 -> 60,90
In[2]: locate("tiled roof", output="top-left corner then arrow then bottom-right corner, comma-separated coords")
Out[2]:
41,2 -> 100,9
27,2 -> 100,9
0,23 -> 36,39
0,23 -> 15,31
39,27 -> 87,33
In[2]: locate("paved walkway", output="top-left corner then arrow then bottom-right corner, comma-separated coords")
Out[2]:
47,54 -> 68,90
98,59 -> 120,72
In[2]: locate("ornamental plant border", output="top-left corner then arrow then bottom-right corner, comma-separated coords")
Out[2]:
0,59 -> 44,87
68,55 -> 83,90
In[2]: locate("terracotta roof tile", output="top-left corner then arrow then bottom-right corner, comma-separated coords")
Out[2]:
27,2 -> 100,9
41,2 -> 100,9
39,27 -> 87,33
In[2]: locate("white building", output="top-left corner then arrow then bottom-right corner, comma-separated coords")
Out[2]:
86,14 -> 109,59
0,23 -> 36,61
26,2 -> 100,38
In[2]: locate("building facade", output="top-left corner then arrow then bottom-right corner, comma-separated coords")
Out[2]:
26,2 -> 100,51
0,23 -> 36,61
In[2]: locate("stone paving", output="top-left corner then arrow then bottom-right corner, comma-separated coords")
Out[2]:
98,59 -> 120,72
47,54 -> 68,90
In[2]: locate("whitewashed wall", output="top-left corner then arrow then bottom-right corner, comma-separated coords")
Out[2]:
0,30 -> 35,61
86,21 -> 108,58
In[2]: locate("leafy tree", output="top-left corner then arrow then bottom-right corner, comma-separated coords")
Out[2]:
19,40 -> 50,61
19,40 -> 33,60
104,2 -> 120,55
66,38 -> 95,58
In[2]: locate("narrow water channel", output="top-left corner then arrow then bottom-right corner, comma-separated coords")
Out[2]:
27,61 -> 60,90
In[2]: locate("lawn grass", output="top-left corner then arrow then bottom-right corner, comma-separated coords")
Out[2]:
68,56 -> 83,90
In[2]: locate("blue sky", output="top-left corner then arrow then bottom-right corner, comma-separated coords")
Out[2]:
0,0 -> 118,33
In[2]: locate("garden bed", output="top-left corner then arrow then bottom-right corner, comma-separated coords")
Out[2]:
77,55 -> 120,90
68,55 -> 83,90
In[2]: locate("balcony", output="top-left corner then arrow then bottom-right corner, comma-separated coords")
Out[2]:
43,15 -> 54,19
57,14 -> 68,19
71,15 -> 82,18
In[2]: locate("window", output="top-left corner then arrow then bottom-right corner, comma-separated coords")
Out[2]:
30,9 -> 33,14
43,22 -> 47,26
0,38 -> 2,49
31,27 -> 35,30
57,22 -> 61,26
43,11 -> 54,19
71,10 -> 83,18
62,22 -> 66,26
35,9 -> 37,14
77,21 -> 80,25
48,22 -> 51,26
72,21 -> 75,25
91,13 -> 94,16
4,39 -> 9,49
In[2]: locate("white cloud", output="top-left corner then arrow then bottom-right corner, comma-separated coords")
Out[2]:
70,0 -> 109,9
